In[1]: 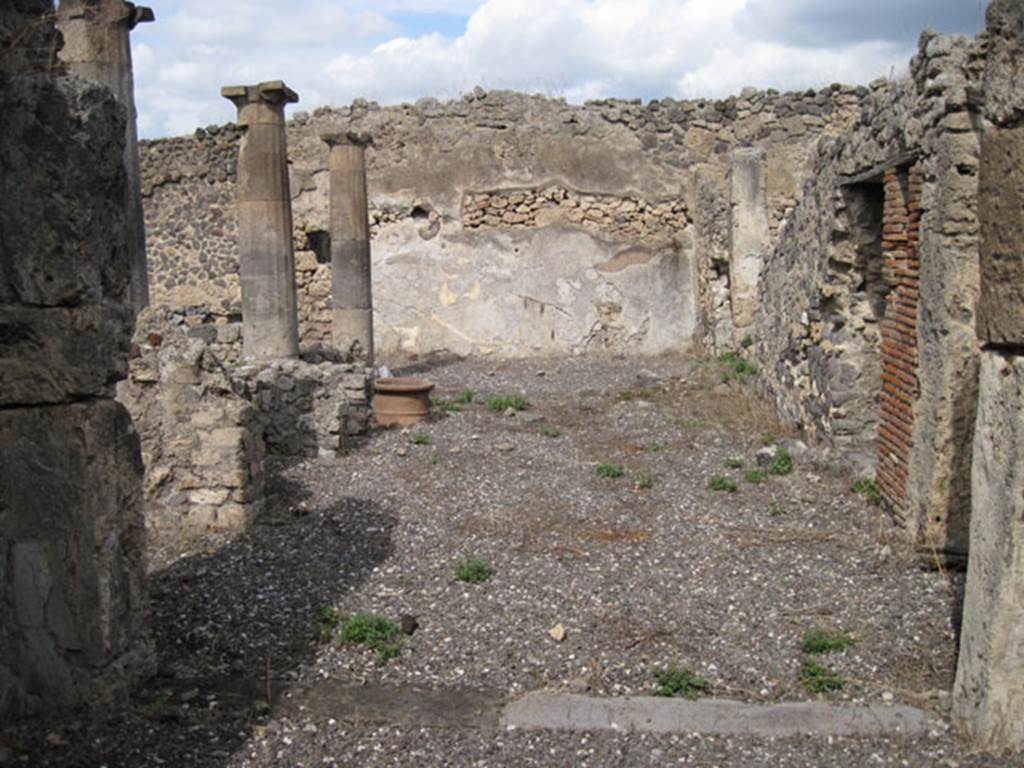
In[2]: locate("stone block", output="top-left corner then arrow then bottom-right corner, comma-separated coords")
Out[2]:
0,304 -> 131,406
0,75 -> 130,304
953,351 -> 1024,750
977,125 -> 1024,346
0,401 -> 152,719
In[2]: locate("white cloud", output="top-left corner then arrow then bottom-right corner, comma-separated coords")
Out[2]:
130,0 -> 979,137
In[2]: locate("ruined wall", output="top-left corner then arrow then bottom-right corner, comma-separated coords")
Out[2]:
0,0 -> 152,718
753,30 -> 984,553
120,309 -> 372,532
139,87 -> 864,358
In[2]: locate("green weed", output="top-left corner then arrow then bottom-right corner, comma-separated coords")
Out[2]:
768,501 -> 787,517
541,425 -> 563,439
455,557 -> 494,583
595,462 -> 625,479
654,664 -> 709,699
454,388 -> 476,404
802,627 -> 856,655
708,476 -> 738,493
338,613 -> 404,665
432,397 -> 463,413
745,469 -> 767,484
769,446 -> 793,476
487,394 -> 529,412
409,431 -> 432,445
723,455 -> 745,469
851,478 -> 883,506
637,472 -> 656,489
801,660 -> 844,693
718,351 -> 758,382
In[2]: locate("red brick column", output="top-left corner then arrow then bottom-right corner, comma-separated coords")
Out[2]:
876,163 -> 923,515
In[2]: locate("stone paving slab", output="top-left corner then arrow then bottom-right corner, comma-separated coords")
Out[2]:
502,692 -> 942,738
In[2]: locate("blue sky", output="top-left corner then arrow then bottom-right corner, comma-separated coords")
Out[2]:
122,0 -> 987,138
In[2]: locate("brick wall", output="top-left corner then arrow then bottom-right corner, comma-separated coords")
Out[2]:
876,163 -> 923,515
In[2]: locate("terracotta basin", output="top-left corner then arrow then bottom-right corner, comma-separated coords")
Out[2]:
373,377 -> 435,427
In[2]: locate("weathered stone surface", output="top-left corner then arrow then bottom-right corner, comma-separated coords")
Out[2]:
0,304 -> 131,405
980,0 -> 1024,127
953,351 -> 1024,750
119,309 -> 266,532
57,0 -> 154,312
0,401 -> 152,719
0,74 -> 130,308
1,1 -> 151,722
977,125 -> 1024,345
728,147 -> 770,334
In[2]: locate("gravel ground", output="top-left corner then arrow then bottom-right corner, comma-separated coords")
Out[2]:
4,354 -> 1015,768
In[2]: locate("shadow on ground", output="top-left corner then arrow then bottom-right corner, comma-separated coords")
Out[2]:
4,462 -> 396,768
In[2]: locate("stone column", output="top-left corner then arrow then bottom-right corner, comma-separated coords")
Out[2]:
728,147 -> 770,338
321,131 -> 374,364
56,0 -> 154,314
222,81 -> 300,360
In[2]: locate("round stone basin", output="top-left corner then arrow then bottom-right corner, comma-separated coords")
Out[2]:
373,377 -> 435,427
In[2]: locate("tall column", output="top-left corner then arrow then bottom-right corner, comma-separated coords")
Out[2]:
56,0 -> 154,314
222,81 -> 300,360
321,131 -> 374,364
728,147 -> 770,339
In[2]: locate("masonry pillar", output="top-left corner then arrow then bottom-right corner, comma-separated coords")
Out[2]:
222,81 -> 300,360
321,131 -> 374,363
56,0 -> 153,314
728,148 -> 770,338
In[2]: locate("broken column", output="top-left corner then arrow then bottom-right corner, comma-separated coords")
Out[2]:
321,131 -> 374,364
222,81 -> 300,360
728,148 -> 770,339
952,0 -> 1024,751
56,0 -> 154,314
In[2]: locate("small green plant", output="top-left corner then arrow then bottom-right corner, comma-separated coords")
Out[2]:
768,501 -> 787,517
745,468 -> 767,484
454,388 -> 476,404
654,664 -> 709,699
636,472 -> 656,490
455,557 -> 494,583
723,455 -> 745,469
541,425 -> 563,438
740,335 -> 754,349
800,660 -> 844,693
851,478 -> 883,506
487,394 -> 529,412
409,431 -> 432,445
432,397 -> 463,413
802,627 -> 856,655
718,351 -> 758,382
595,462 -> 625,479
319,605 -> 341,641
646,440 -> 665,452
708,475 -> 738,493
338,613 -> 404,665
431,453 -> 441,465
768,446 -> 793,476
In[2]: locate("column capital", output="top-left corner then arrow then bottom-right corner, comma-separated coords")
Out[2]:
56,0 -> 154,29
222,81 -> 299,109
321,130 -> 373,149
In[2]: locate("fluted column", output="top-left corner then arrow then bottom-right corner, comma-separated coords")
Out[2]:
222,81 -> 300,360
57,0 -> 154,314
322,131 -> 374,364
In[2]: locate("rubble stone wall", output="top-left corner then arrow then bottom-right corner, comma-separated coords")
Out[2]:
752,29 -> 984,553
0,0 -> 152,720
139,86 -> 865,358
120,310 -> 372,532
